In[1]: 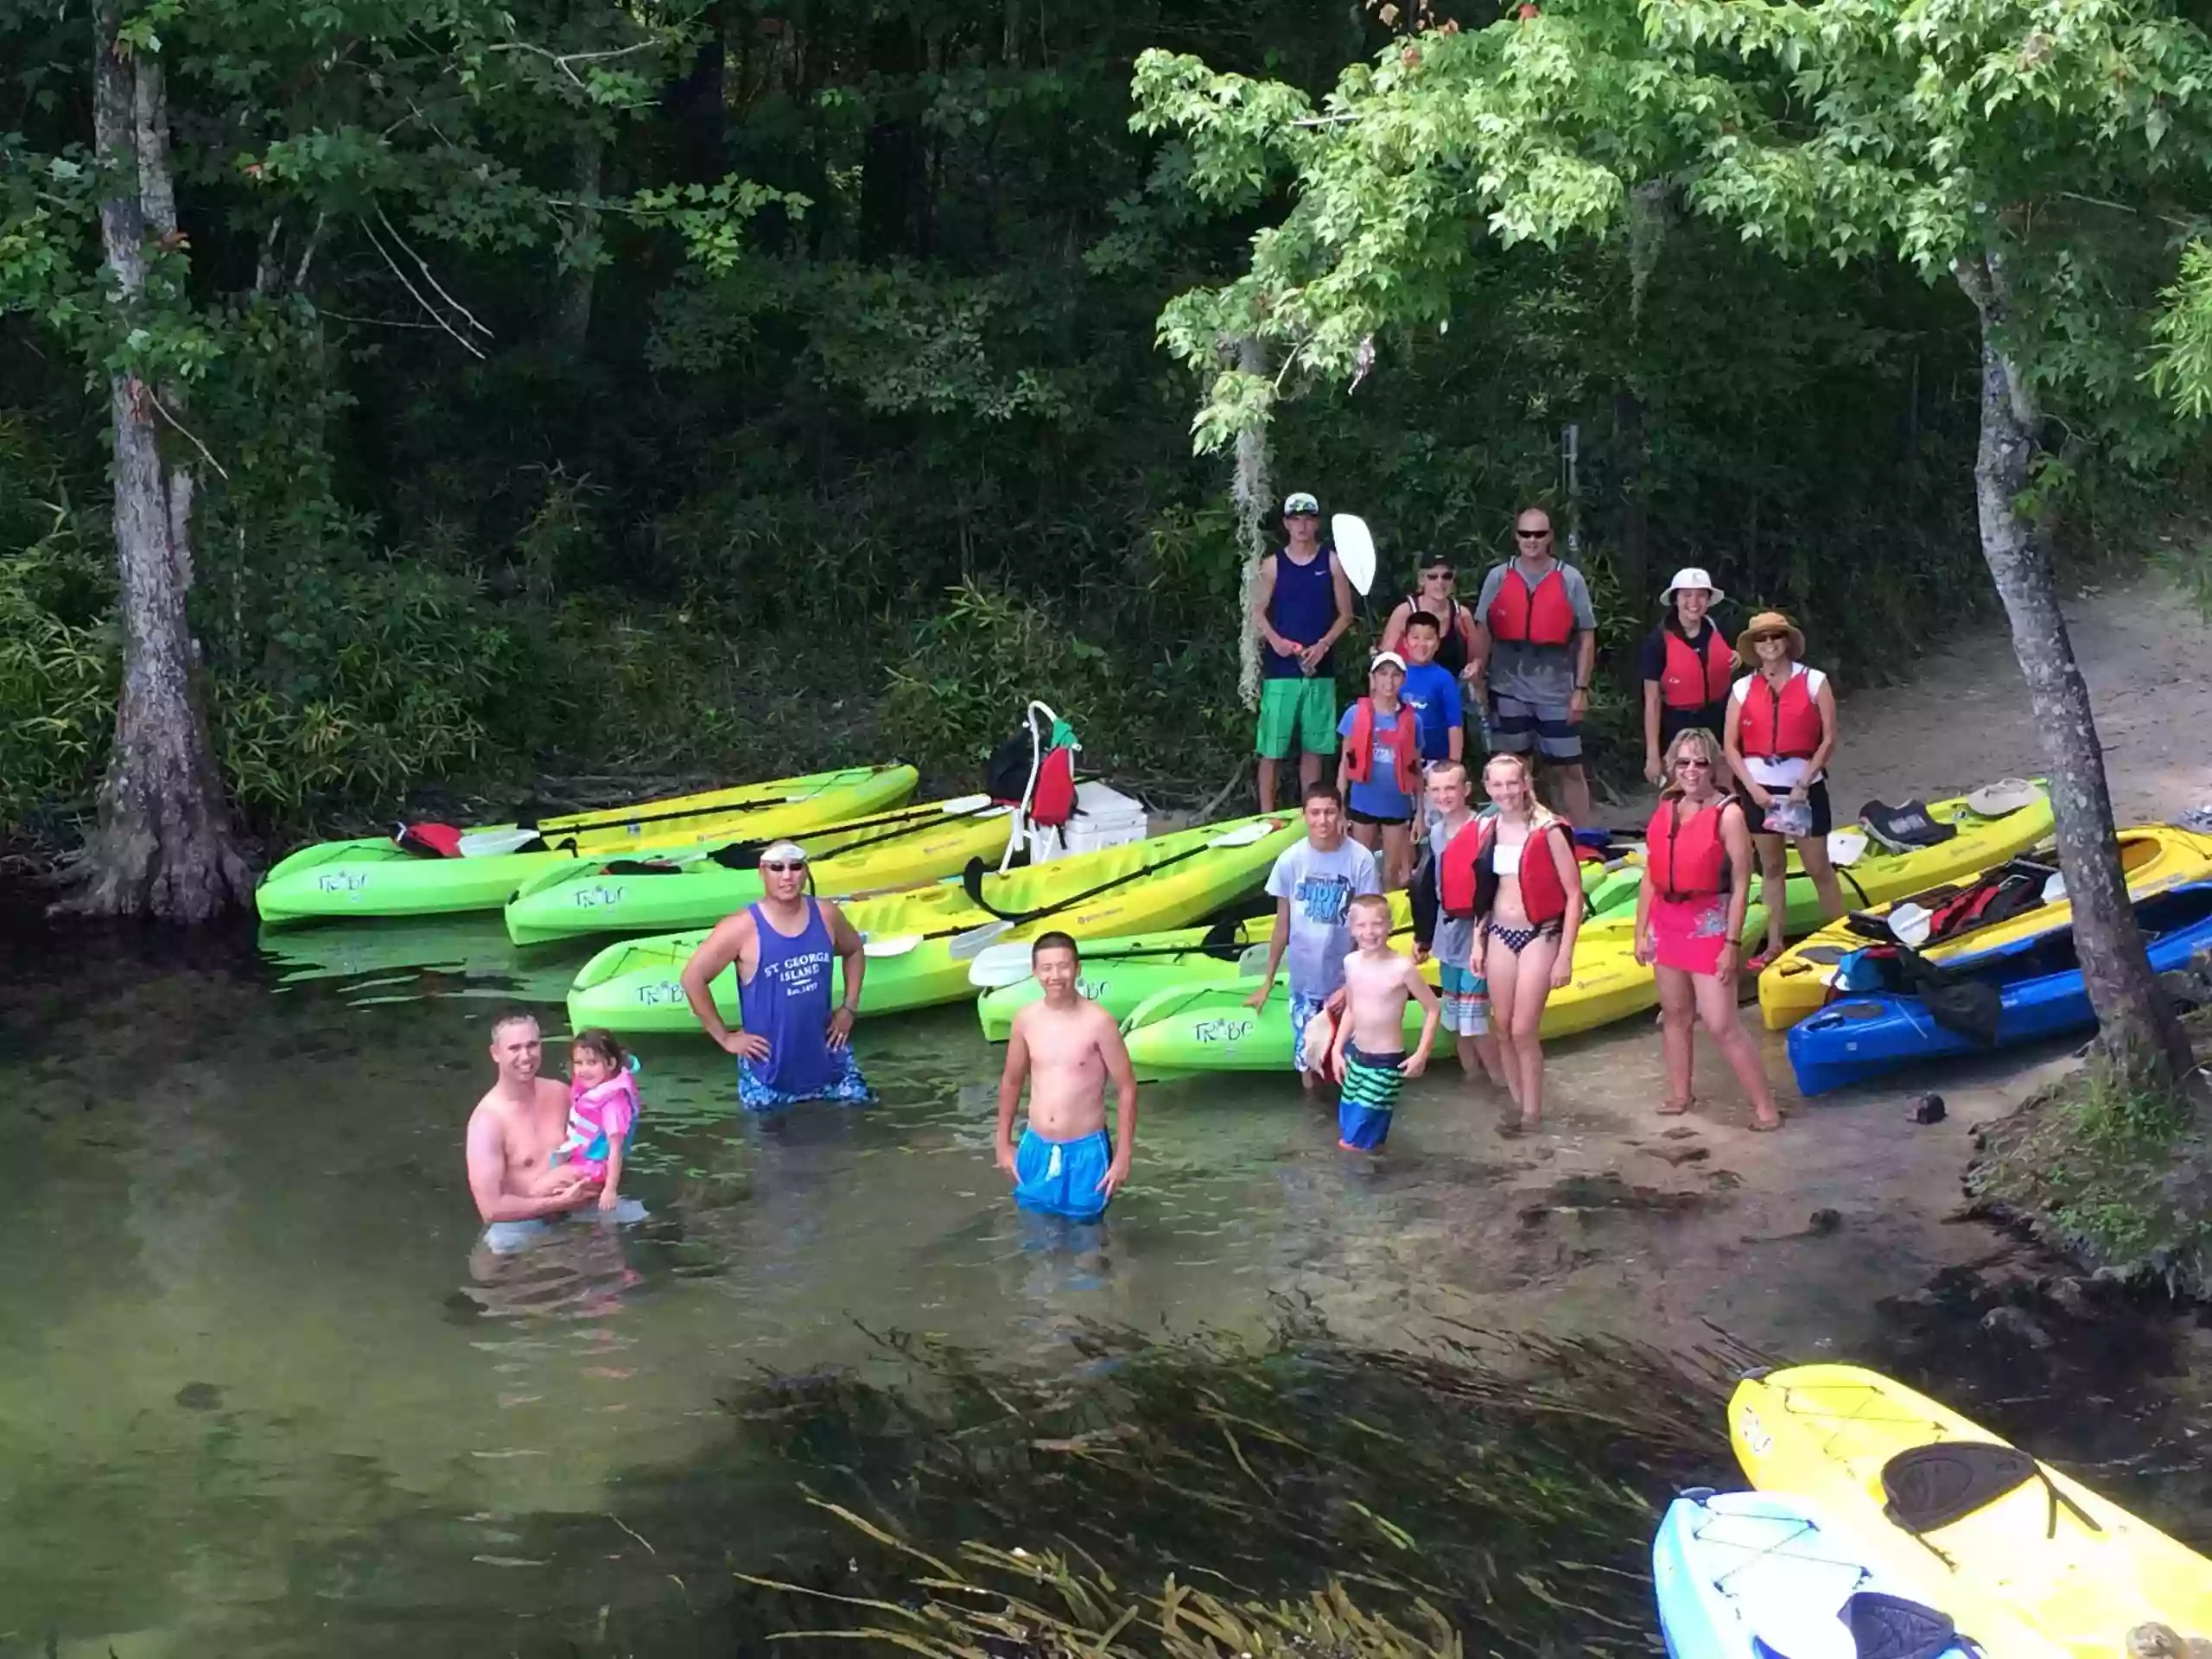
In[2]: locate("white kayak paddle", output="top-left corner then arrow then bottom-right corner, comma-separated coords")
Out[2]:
1332,513 -> 1377,597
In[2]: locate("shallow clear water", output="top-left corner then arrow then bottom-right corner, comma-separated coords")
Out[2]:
6,893 -> 2210,1656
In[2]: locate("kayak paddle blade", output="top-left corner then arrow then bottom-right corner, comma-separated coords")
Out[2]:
966,941 -> 1039,988
1236,942 -> 1274,979
862,932 -> 925,957
937,792 -> 995,814
949,918 -> 1015,960
457,827 -> 545,858
1332,513 -> 1377,596
1208,818 -> 1280,848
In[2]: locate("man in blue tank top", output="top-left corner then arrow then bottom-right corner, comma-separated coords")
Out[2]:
1252,490 -> 1355,812
677,841 -> 875,1110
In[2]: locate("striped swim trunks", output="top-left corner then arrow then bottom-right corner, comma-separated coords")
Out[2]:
1337,1040 -> 1406,1151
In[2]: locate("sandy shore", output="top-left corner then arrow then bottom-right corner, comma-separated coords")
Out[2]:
1376,574 -> 2212,1356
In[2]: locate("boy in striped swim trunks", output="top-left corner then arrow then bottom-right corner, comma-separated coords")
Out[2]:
1326,894 -> 1441,1152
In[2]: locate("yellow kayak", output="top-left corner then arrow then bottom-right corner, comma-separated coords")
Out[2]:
1758,823 -> 2212,1030
1731,1364 -> 2212,1656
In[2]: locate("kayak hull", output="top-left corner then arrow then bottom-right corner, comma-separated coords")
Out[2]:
566,815 -> 1303,1033
503,800 -> 1015,944
256,766 -> 918,925
1786,880 -> 2212,1096
1731,1363 -> 2212,1656
1759,821 -> 2212,1030
1116,910 -> 1690,1078
1651,1489 -> 1974,1659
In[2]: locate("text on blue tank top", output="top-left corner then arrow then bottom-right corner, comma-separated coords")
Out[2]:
1265,547 -> 1338,677
740,899 -> 837,1095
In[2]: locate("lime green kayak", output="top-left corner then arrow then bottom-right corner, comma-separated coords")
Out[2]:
973,855 -> 1643,1041
256,765 -> 918,925
503,795 -> 1016,945
565,813 -> 1304,1033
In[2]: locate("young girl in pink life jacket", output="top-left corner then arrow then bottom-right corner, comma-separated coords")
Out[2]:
554,1028 -> 641,1212
1437,753 -> 1583,1134
1337,652 -> 1422,888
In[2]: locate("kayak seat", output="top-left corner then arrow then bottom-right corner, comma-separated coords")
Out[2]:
1840,1590 -> 1963,1659
1861,799 -> 1959,853
603,859 -> 685,875
1881,1440 -> 2099,1541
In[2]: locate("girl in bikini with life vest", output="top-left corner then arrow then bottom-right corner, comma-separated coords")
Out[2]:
1722,610 -> 1847,971
1337,652 -> 1421,888
1379,553 -> 1478,677
1639,568 -> 1737,785
1441,753 -> 1584,1132
1633,728 -> 1783,1131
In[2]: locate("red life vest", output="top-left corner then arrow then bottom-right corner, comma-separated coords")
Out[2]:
1645,797 -> 1734,901
1659,627 -> 1734,711
1486,564 -> 1577,646
1738,668 -> 1823,762
1344,698 -> 1421,796
1439,817 -> 1571,925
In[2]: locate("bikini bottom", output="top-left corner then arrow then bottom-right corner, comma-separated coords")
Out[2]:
1490,920 -> 1563,956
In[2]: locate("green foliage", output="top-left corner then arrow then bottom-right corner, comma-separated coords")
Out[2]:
0,512 -> 116,835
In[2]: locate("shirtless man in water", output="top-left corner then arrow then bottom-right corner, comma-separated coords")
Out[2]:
465,1012 -> 600,1224
994,933 -> 1137,1222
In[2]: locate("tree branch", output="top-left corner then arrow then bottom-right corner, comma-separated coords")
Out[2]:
360,214 -> 487,359
373,206 -> 492,339
144,385 -> 230,481
484,38 -> 659,92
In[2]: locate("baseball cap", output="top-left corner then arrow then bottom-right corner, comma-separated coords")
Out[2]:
758,839 -> 810,864
1370,651 -> 1407,673
1282,491 -> 1320,516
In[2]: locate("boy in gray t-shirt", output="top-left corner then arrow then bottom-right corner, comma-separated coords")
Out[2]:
1247,786 -> 1382,1085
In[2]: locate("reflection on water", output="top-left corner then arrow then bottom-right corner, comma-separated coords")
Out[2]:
4,894 -> 2209,1655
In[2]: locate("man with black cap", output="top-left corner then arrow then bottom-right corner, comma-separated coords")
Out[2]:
678,840 -> 875,1110
1252,489 -> 1356,812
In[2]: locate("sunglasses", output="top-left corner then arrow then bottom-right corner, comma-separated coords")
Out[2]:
760,860 -> 807,874
1674,757 -> 1713,770
1422,568 -> 1456,581
1516,529 -> 1550,541
1751,632 -> 1790,644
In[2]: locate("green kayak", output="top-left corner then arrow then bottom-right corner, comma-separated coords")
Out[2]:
256,765 -> 918,925
565,813 -> 1303,1034
503,795 -> 1016,945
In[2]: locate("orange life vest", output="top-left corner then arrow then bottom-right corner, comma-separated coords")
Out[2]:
1485,564 -> 1577,647
1439,817 -> 1571,925
1646,797 -> 1735,901
1738,668 -> 1823,762
1659,627 -> 1735,711
1344,697 -> 1421,796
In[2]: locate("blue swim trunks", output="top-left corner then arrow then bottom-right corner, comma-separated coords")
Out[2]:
1290,990 -> 1331,1074
1013,1127 -> 1115,1222
737,1046 -> 875,1114
1337,1040 -> 1406,1151
1438,961 -> 1490,1037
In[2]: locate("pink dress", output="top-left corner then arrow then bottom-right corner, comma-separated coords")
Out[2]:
552,1072 -> 639,1180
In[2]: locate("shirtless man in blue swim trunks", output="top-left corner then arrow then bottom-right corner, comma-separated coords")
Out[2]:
679,840 -> 874,1110
994,933 -> 1137,1222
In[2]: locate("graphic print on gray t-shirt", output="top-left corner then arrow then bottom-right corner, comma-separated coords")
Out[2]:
1473,558 -> 1597,706
1265,838 -> 1382,997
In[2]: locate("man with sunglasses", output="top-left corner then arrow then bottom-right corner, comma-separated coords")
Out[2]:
1467,508 -> 1598,825
1252,490 -> 1356,812
678,840 -> 875,1111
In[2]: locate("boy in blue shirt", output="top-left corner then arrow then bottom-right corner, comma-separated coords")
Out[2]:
1397,611 -> 1465,835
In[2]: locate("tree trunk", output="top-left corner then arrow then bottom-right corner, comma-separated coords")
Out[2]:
1231,334 -> 1273,710
1611,384 -> 1649,602
553,128 -> 604,351
65,0 -> 254,923
1954,249 -> 2189,1094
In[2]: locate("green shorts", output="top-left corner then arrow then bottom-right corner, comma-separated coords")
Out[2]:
1255,677 -> 1339,760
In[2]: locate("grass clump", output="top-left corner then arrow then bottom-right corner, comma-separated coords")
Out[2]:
1969,1007 -> 2212,1296
709,1319 -> 1743,1656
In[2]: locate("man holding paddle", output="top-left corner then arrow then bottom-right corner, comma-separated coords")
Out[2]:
679,841 -> 875,1110
1253,491 -> 1357,812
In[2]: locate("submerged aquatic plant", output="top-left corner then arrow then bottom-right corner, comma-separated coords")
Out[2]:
714,1318 -> 1745,1656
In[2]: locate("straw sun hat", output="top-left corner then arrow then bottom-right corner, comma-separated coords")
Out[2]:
1735,610 -> 1807,662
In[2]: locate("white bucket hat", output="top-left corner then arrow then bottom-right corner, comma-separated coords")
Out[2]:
1660,567 -> 1725,605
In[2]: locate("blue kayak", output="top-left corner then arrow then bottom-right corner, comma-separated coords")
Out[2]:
1789,880 -> 2212,1096
1652,1488 -> 1974,1659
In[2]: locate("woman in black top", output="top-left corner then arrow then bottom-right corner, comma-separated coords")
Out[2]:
1379,552 -> 1478,678
1638,567 -> 1737,783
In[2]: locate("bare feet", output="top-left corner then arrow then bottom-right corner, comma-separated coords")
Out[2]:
1750,1108 -> 1783,1131
1657,1096 -> 1694,1116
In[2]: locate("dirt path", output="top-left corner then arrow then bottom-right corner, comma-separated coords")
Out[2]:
1394,574 -> 2212,1357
